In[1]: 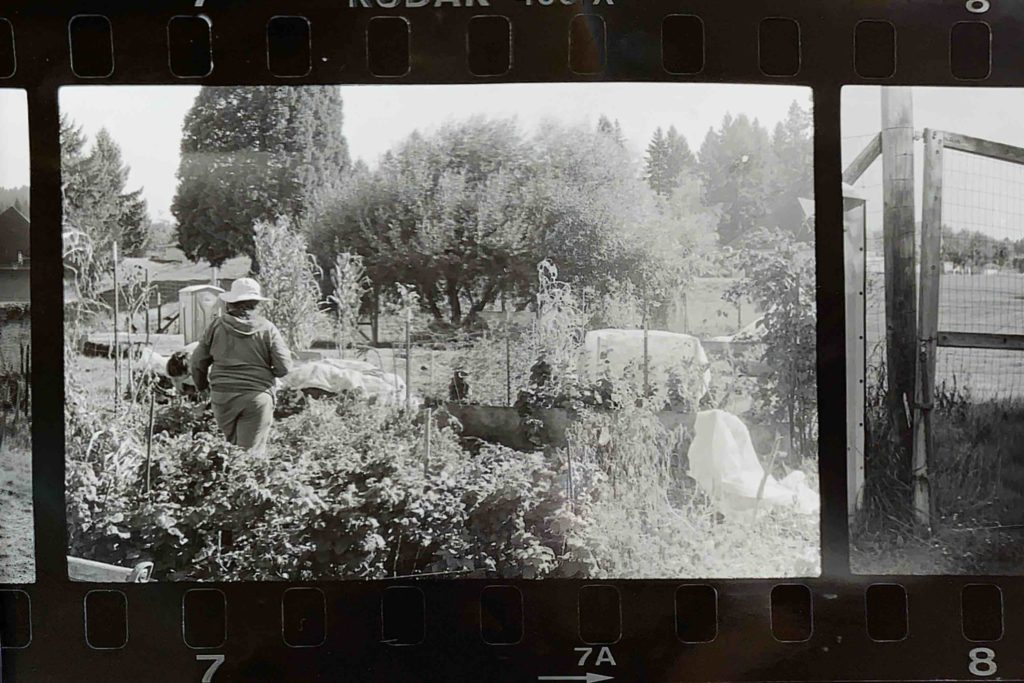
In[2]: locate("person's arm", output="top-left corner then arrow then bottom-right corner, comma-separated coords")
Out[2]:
190,323 -> 215,391
268,325 -> 294,378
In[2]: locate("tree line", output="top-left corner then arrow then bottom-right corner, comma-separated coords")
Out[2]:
941,224 -> 1024,271
0,186 -> 29,215
61,85 -> 813,329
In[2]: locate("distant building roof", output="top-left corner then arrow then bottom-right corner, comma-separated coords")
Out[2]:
0,206 -> 29,265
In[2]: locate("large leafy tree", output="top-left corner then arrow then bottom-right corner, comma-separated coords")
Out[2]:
311,118 -> 680,326
172,86 -> 350,268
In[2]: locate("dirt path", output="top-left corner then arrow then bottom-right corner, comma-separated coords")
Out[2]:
0,441 -> 34,583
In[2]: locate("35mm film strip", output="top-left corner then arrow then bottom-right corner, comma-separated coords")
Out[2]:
2,1 -> 1024,681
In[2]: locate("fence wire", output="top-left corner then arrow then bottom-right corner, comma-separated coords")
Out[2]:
939,148 -> 1024,402
846,131 -> 1024,405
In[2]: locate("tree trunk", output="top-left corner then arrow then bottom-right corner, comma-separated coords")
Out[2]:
446,280 -> 462,325
247,249 -> 261,276
468,279 -> 502,319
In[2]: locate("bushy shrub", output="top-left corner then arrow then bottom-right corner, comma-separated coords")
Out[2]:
67,393 -> 599,581
67,363 -> 819,581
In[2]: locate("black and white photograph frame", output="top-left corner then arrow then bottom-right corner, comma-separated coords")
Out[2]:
845,86 -> 1024,575
0,88 -> 33,584
60,82 -> 820,582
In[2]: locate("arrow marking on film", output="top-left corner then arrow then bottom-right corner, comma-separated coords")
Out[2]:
194,0 -> 205,6
538,674 -> 614,683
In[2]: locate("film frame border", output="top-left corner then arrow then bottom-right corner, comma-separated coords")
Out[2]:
1,1 -> 1022,681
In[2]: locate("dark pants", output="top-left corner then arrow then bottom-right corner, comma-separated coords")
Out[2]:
210,390 -> 274,451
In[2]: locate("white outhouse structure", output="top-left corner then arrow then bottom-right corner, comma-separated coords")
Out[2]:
179,284 -> 224,345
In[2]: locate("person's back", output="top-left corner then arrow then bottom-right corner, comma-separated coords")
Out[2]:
198,313 -> 292,393
189,278 -> 293,451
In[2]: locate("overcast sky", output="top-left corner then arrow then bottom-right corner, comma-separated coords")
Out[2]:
0,90 -> 28,189
843,86 -> 1024,241
58,83 -> 811,221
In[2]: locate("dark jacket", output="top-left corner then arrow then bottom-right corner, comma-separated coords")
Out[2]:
191,313 -> 294,394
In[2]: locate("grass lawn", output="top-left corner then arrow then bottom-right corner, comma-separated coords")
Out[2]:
852,398 -> 1024,575
0,428 -> 34,583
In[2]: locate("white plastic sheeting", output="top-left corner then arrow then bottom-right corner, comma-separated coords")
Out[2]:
579,328 -> 712,397
686,409 -> 818,519
280,358 -> 413,407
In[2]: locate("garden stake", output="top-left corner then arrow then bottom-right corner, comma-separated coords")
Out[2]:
566,437 -> 575,512
424,408 -> 432,475
145,383 -> 155,494
752,433 -> 784,523
113,242 -> 120,414
0,388 -> 6,454
643,307 -> 650,398
156,290 -> 162,334
505,308 -> 512,407
405,308 -> 412,410
144,268 -> 151,344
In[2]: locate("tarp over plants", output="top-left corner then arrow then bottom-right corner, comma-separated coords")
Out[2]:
687,409 -> 818,519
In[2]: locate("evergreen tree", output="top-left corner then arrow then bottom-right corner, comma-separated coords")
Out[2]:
768,100 -> 814,241
645,125 -> 695,197
697,113 -> 773,246
597,115 -> 626,148
86,128 -> 152,255
118,188 -> 151,256
0,186 -> 29,214
645,127 -> 669,195
172,86 -> 351,268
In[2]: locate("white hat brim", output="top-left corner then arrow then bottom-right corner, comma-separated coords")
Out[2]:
219,292 -> 272,303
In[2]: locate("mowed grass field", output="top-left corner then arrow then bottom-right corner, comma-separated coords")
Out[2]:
0,429 -> 34,583
865,271 -> 1024,400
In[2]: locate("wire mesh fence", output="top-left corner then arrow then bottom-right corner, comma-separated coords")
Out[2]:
846,132 -> 1024,405
939,148 -> 1024,402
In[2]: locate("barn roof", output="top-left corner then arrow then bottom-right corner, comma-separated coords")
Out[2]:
0,205 -> 29,233
0,206 -> 30,265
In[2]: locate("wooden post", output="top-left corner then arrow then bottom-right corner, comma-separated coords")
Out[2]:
844,191 -> 868,516
913,128 -> 944,529
113,242 -> 120,413
881,87 -> 918,493
156,291 -> 163,334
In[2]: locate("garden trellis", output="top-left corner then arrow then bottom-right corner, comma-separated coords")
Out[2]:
845,87 -> 1024,526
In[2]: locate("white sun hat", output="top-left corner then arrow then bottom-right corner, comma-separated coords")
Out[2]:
219,277 -> 272,303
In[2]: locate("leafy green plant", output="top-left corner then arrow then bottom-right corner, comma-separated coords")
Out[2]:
724,226 -> 817,460
253,216 -> 324,351
327,252 -> 369,357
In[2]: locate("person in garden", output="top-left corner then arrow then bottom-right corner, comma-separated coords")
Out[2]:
190,277 -> 294,452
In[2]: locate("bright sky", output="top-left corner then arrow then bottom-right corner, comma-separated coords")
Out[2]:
0,89 -> 29,188
843,86 -> 1024,241
59,83 -> 811,221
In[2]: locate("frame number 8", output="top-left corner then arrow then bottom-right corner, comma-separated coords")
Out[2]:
969,648 -> 997,677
